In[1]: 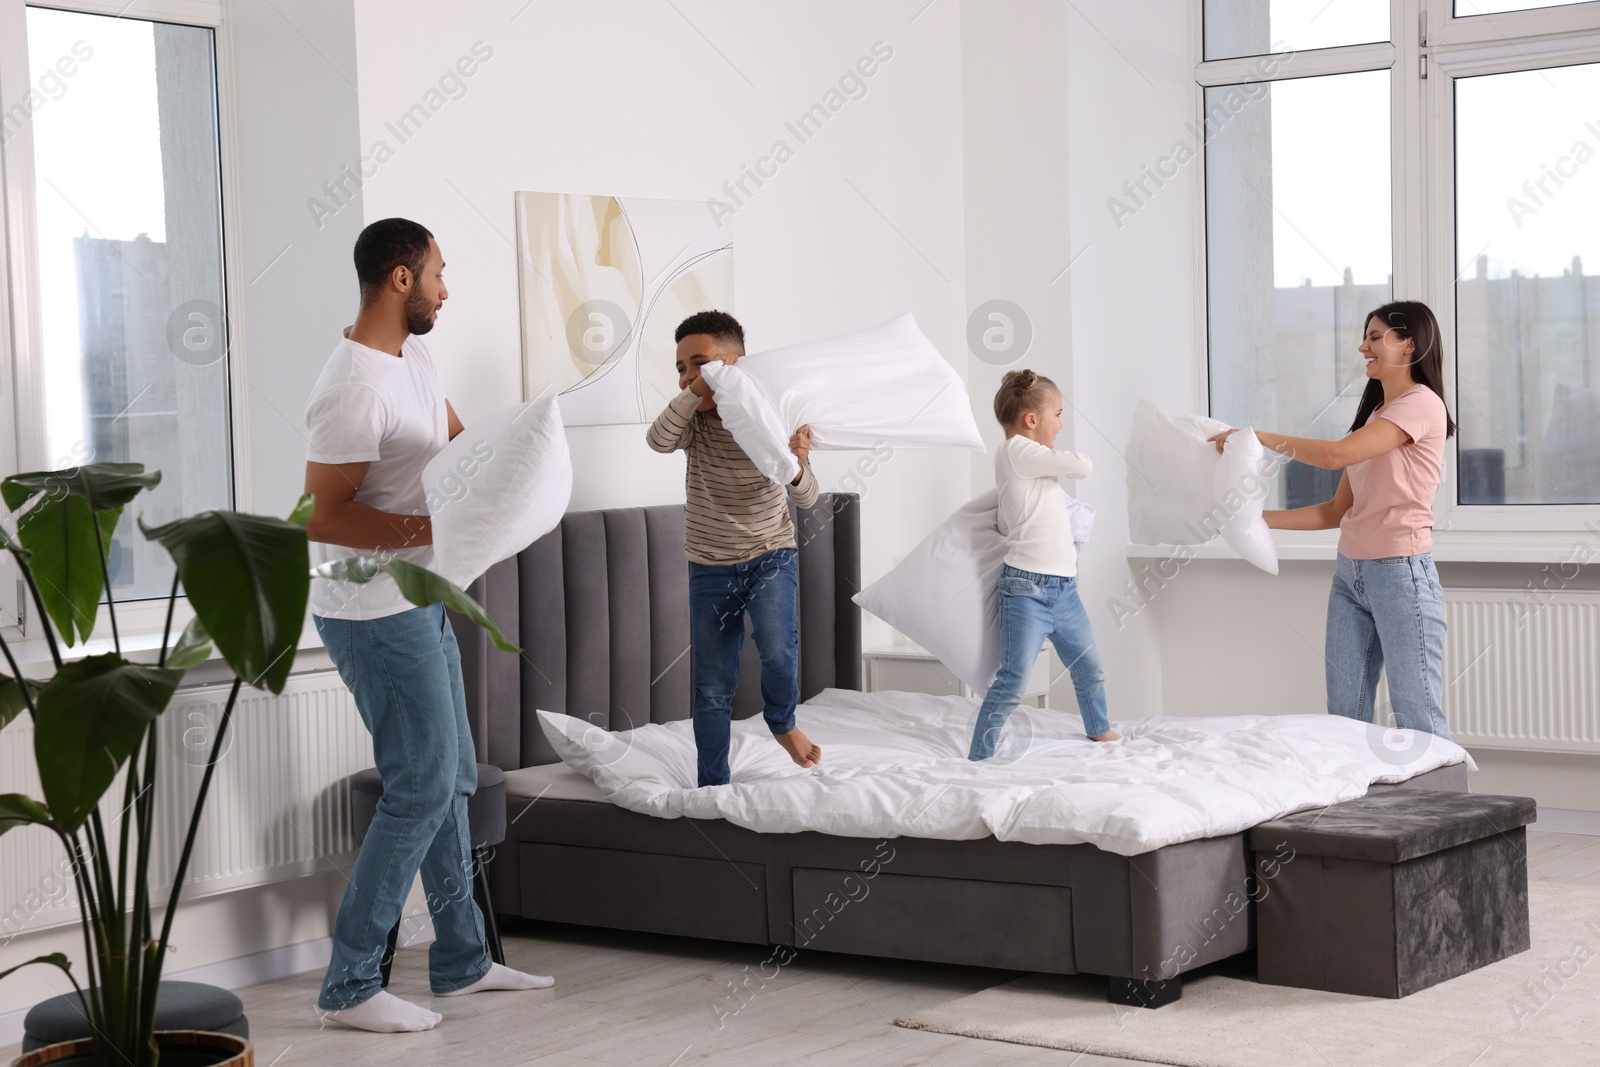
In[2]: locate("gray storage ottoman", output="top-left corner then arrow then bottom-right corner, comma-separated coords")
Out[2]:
1250,790 -> 1536,997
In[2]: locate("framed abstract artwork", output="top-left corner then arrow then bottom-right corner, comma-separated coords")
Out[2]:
515,191 -> 734,426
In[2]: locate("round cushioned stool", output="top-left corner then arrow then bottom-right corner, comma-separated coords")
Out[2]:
349,762 -> 507,986
22,981 -> 247,1053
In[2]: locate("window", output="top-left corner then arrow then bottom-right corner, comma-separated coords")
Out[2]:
1456,0 -> 1597,14
1205,69 -> 1393,509
3,3 -> 233,607
1200,0 -> 1600,533
1204,0 -> 1390,60
1455,62 -> 1600,504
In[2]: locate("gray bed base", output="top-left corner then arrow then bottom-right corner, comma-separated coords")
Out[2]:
454,492 -> 1469,1004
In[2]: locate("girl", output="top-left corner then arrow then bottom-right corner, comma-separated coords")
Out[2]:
969,369 -> 1117,760
1209,300 -> 1454,738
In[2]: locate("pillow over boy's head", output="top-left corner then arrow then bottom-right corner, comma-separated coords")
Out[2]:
695,313 -> 986,486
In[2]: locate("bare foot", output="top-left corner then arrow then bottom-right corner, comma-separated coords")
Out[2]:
1090,730 -> 1121,742
773,727 -> 822,768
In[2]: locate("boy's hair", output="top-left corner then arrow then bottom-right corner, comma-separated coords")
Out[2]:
993,369 -> 1059,427
355,218 -> 433,302
675,309 -> 745,354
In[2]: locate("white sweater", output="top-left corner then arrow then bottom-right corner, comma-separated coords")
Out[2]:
995,435 -> 1093,578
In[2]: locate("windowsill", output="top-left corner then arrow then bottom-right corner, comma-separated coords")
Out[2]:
6,619 -> 332,681
1126,530 -> 1596,565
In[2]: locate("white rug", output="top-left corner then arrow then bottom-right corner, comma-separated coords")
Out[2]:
896,879 -> 1600,1067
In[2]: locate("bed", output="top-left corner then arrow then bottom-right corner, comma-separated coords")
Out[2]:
454,492 -> 1469,1004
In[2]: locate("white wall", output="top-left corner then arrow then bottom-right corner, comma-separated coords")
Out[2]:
233,0 -> 371,517
958,0 -> 1078,703
349,0 -> 976,651
1063,1 -> 1202,720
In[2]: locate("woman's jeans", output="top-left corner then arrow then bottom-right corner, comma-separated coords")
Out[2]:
689,547 -> 801,787
1326,552 -> 1451,738
969,564 -> 1111,760
313,604 -> 490,1009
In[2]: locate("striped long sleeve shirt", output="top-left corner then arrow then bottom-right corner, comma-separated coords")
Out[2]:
646,388 -> 819,565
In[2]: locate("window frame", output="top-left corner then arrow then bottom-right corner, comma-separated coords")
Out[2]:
1196,0 -> 1600,554
0,0 -> 250,640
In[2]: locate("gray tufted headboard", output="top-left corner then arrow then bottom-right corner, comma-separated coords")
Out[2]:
453,492 -> 862,770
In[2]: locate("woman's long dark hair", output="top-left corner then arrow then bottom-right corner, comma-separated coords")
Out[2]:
1349,300 -> 1456,438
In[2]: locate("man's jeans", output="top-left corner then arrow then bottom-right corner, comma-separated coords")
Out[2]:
1326,552 -> 1451,738
313,604 -> 490,1009
969,564 -> 1111,760
689,548 -> 800,787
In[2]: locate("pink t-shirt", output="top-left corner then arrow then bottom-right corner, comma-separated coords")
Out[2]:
1338,384 -> 1447,559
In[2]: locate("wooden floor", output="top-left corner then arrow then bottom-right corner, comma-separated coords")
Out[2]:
6,830 -> 1595,1067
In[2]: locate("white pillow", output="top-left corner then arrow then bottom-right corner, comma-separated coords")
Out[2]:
694,362 -> 797,485
422,396 -> 573,588
852,487 -> 1094,695
699,313 -> 985,485
1125,398 -> 1277,574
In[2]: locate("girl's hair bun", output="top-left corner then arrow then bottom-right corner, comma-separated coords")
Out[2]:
993,368 -> 1057,428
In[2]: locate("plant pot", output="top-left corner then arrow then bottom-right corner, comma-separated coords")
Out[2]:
11,1030 -> 252,1067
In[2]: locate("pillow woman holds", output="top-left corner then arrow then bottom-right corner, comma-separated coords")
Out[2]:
1209,301 -> 1455,739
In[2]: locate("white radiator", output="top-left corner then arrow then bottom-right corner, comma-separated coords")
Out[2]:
1445,588 -> 1600,754
0,670 -> 370,940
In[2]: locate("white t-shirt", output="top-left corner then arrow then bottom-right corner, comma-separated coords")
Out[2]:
304,335 -> 448,620
995,435 -> 1093,578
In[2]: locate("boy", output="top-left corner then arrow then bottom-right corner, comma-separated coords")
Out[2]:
304,218 -> 549,1033
647,310 -> 823,786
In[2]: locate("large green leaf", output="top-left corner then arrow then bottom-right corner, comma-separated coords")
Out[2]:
141,511 -> 309,693
165,616 -> 213,671
35,655 -> 182,832
1,462 -> 161,514
8,495 -> 120,646
0,676 -> 42,731
287,493 -> 315,526
314,557 -> 520,653
2,465 -> 160,643
0,522 -> 29,560
0,952 -> 71,984
0,793 -> 51,839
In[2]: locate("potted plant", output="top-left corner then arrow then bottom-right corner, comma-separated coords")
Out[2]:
0,463 -> 516,1066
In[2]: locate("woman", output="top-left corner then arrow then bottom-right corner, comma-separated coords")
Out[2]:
1209,300 -> 1454,738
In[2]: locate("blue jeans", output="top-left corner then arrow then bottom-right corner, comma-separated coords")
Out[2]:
689,548 -> 800,787
313,604 -> 490,1009
1326,553 -> 1451,738
969,564 -> 1110,760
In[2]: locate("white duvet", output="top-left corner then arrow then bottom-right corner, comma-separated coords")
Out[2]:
538,689 -> 1474,856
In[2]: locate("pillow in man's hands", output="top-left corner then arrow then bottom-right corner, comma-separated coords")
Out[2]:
423,395 -> 572,588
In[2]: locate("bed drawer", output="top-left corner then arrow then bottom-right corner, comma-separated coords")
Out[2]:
790,867 -> 1076,973
519,843 -> 770,944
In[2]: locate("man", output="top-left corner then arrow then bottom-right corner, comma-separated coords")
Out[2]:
304,218 -> 549,1033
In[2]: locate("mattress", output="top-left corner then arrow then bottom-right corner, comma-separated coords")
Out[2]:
503,760 -> 610,803
537,688 -> 1476,856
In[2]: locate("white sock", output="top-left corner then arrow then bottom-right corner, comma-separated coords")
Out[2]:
322,990 -> 442,1033
436,961 -> 554,996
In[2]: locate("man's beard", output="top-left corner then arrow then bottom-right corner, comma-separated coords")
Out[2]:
404,287 -> 437,335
